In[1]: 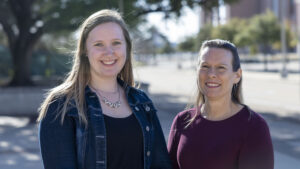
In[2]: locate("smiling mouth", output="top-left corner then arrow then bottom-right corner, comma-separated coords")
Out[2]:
206,82 -> 220,88
101,60 -> 116,65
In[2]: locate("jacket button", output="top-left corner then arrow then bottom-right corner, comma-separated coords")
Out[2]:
145,106 -> 150,112
135,106 -> 139,111
147,151 -> 151,156
146,126 -> 150,131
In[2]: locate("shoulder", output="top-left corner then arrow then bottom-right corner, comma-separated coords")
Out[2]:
46,95 -> 66,114
127,86 -> 153,103
177,108 -> 196,120
172,108 -> 196,130
45,94 -> 77,117
247,107 -> 269,128
244,106 -> 271,137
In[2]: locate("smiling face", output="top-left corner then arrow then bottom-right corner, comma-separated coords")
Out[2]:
85,22 -> 127,81
198,47 -> 241,102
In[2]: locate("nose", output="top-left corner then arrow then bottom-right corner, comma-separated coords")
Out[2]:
207,68 -> 217,78
103,46 -> 114,55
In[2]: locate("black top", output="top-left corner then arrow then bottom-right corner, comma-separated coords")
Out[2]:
104,113 -> 144,169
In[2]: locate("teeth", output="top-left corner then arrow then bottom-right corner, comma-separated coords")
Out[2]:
206,83 -> 219,87
102,60 -> 115,65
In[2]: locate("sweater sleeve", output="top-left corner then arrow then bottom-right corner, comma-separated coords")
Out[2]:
167,114 -> 181,169
238,116 -> 274,169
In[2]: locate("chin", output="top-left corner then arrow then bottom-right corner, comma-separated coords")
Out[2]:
101,73 -> 119,78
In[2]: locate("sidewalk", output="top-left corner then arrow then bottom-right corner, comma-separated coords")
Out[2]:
135,62 -> 300,120
0,117 -> 42,169
136,62 -> 300,169
0,61 -> 299,169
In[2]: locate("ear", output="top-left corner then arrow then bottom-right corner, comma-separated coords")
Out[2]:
234,68 -> 242,84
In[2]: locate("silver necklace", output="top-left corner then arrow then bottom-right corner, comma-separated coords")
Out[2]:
91,86 -> 121,109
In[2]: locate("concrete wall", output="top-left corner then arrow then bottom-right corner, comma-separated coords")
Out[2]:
0,83 -> 149,116
0,87 -> 47,116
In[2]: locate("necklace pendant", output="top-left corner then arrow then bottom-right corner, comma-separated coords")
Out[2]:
90,85 -> 122,109
102,97 -> 121,109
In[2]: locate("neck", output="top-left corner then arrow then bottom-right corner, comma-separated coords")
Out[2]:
201,97 -> 237,120
89,75 -> 118,93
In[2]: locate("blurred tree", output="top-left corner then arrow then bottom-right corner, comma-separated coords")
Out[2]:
272,21 -> 297,51
177,36 -> 197,52
0,0 -> 241,86
195,23 -> 213,51
134,26 -> 169,54
0,0 -> 141,86
247,10 -> 280,71
0,27 -> 7,45
138,0 -> 240,17
159,42 -> 175,54
212,18 -> 246,43
197,0 -> 239,25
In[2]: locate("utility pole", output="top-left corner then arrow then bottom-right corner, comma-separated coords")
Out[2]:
296,0 -> 300,102
280,0 -> 288,78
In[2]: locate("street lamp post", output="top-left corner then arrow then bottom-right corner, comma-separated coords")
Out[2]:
280,0 -> 288,78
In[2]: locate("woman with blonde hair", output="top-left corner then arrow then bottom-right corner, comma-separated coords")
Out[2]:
38,9 -> 172,169
168,39 -> 274,169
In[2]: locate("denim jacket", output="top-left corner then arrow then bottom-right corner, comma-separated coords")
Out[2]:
39,80 -> 172,169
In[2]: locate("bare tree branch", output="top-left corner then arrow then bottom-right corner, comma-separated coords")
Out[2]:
134,6 -> 172,17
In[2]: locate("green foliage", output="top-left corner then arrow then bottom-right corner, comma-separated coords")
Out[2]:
159,42 -> 175,54
212,20 -> 237,44
211,18 -> 247,45
193,10 -> 296,54
36,0 -> 142,34
0,0 -> 242,85
0,45 -> 12,78
247,10 -> 280,53
136,0 -> 240,17
195,24 -> 213,51
193,0 -> 240,12
177,36 -> 197,52
31,50 -> 71,77
282,21 -> 297,49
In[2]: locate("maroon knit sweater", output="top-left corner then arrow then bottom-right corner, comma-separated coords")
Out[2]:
168,106 -> 274,169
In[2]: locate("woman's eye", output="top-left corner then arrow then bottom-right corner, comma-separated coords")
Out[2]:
201,65 -> 209,69
112,41 -> 121,45
218,66 -> 226,69
94,43 -> 104,47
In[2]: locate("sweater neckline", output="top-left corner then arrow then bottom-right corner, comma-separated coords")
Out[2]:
198,105 -> 247,123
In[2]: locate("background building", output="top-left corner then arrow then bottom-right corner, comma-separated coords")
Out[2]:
226,0 -> 296,29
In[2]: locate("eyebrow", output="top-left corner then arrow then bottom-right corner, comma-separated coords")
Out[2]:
201,62 -> 229,66
92,39 -> 123,43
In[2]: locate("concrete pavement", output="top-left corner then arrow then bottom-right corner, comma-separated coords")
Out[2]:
0,60 -> 300,169
134,60 -> 300,119
136,61 -> 300,169
0,117 -> 42,169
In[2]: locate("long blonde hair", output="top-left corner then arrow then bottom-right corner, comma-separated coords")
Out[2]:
37,9 -> 134,125
187,39 -> 243,126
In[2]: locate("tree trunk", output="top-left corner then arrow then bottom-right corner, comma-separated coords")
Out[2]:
5,0 -> 43,86
9,41 -> 35,86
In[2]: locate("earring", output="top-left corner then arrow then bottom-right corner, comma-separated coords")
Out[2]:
233,84 -> 238,91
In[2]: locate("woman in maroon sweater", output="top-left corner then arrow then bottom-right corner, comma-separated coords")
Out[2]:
168,39 -> 274,169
